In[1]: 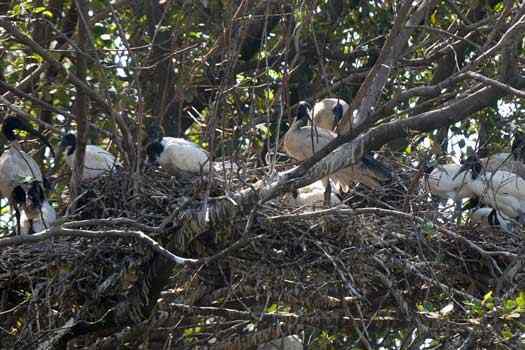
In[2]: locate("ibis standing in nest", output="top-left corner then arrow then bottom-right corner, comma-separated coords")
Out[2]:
282,179 -> 342,208
282,101 -> 392,198
454,155 -> 525,224
0,116 -> 55,234
60,133 -> 119,181
470,206 -> 514,234
312,98 -> 349,131
19,180 -> 57,234
145,137 -> 211,176
423,163 -> 476,200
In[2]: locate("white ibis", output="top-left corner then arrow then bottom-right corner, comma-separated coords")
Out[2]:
423,163 -> 476,200
454,155 -> 525,223
470,207 -> 514,234
146,137 -> 210,175
282,180 -> 342,208
19,180 -> 56,234
60,133 -> 119,181
283,101 -> 392,195
0,116 -> 54,234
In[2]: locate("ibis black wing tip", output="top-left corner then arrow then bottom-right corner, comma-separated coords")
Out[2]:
361,154 -> 393,182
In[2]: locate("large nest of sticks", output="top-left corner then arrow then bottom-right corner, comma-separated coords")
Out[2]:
1,155 -> 524,349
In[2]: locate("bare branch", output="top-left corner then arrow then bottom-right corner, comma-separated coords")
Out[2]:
467,71 -> 525,98
0,226 -> 197,265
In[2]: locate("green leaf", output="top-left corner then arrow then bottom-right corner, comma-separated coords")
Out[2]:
516,292 -> 525,309
430,10 -> 438,25
482,291 -> 493,305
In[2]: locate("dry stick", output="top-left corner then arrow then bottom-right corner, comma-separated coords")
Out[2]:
0,227 -> 197,264
269,206 -> 517,259
405,24 -> 481,49
62,218 -> 161,233
71,0 -> 89,200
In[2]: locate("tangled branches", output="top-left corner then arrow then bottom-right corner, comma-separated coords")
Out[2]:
1,158 -> 523,349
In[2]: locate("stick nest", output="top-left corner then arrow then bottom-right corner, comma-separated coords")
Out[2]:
1,156 -> 524,349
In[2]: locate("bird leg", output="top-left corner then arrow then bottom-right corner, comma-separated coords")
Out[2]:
324,180 -> 332,207
14,205 -> 21,235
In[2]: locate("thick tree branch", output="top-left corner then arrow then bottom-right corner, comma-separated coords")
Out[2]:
338,0 -> 438,135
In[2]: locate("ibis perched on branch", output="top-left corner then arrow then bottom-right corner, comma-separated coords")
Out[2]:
454,155 -> 525,224
60,133 -> 119,181
282,101 -> 392,192
0,116 -> 54,234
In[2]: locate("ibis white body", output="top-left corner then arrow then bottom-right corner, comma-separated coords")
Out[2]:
470,207 -> 514,234
312,98 -> 350,130
462,168 -> 525,220
424,163 -> 475,200
0,145 -> 44,200
282,180 -> 342,207
64,145 -> 119,181
20,200 -> 57,235
157,137 -> 210,175
283,120 -> 391,191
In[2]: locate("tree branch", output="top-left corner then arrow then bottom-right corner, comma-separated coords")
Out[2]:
467,71 -> 525,98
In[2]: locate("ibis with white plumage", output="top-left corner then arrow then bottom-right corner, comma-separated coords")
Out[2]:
470,206 -> 514,234
282,180 -> 342,208
146,137 -> 211,175
18,180 -> 57,234
454,155 -> 525,223
0,116 -> 54,234
60,133 -> 120,181
423,163 -> 476,200
282,101 -> 393,193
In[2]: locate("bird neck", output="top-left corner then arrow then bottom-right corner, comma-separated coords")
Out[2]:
488,209 -> 500,226
290,117 -> 307,131
9,140 -> 21,150
66,143 -> 76,156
